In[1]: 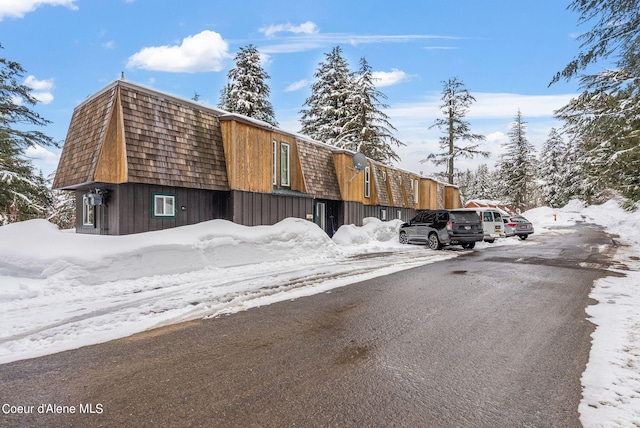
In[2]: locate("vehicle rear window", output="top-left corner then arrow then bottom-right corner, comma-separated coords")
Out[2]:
449,211 -> 480,222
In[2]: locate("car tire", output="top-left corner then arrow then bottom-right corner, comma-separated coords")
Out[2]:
486,239 -> 495,243
518,235 -> 528,240
427,233 -> 441,250
462,242 -> 475,249
399,231 -> 408,244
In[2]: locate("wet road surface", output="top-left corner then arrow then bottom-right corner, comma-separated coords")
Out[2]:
0,223 -> 621,427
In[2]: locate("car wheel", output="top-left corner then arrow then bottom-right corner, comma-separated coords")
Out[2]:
399,231 -> 408,244
486,239 -> 495,243
427,233 -> 441,250
518,235 -> 528,240
462,242 -> 475,249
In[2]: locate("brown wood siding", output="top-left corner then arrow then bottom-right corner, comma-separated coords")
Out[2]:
220,120 -> 272,192
231,190 -> 313,227
418,178 -> 438,210
94,87 -> 127,183
297,140 -> 342,200
436,183 -> 445,209
445,186 -> 462,208
333,152 -> 367,202
274,133 -> 305,194
119,86 -> 229,191
54,88 -> 116,189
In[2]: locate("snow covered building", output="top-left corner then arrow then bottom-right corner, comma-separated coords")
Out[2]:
53,79 -> 461,235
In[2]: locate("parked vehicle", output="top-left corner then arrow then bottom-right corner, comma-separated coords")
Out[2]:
457,208 -> 504,243
398,209 -> 484,250
503,215 -> 534,240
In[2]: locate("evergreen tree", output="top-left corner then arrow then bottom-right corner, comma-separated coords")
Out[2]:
539,128 -> 572,207
47,180 -> 76,229
0,45 -> 56,224
300,46 -> 355,145
218,44 -> 277,126
473,163 -> 499,201
334,57 -> 404,164
423,77 -> 488,184
497,110 -> 538,210
552,0 -> 640,201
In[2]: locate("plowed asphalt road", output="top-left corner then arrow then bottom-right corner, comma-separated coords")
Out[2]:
0,223 -> 620,427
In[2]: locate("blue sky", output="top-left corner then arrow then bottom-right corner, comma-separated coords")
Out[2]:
1,0 -> 585,179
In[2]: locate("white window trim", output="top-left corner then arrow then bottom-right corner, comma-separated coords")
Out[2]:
272,140 -> 277,185
280,142 -> 290,187
82,195 -> 95,227
154,194 -> 176,217
413,179 -> 419,204
364,166 -> 371,198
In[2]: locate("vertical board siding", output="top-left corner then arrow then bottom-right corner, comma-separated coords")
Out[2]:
231,190 -> 313,227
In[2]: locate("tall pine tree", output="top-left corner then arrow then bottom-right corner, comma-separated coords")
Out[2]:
497,110 -> 538,210
424,77 -> 487,184
219,44 -> 277,126
300,46 -> 354,145
333,57 -> 404,164
552,0 -> 640,201
539,128 -> 572,208
0,45 -> 57,224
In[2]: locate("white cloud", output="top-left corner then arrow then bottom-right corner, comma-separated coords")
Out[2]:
25,145 -> 60,177
284,80 -> 307,92
103,40 -> 116,50
470,93 -> 577,119
24,75 -> 55,104
371,69 -> 411,87
261,33 -> 457,54
126,30 -> 231,73
0,0 -> 77,20
260,21 -> 319,38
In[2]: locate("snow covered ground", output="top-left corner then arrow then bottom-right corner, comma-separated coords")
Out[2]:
1,200 -> 639,426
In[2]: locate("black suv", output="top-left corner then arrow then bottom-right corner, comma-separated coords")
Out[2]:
399,209 -> 484,250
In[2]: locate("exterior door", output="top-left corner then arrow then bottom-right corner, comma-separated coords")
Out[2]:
315,202 -> 326,233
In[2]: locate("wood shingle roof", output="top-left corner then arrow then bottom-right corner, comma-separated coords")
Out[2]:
297,139 -> 342,200
54,80 -> 229,191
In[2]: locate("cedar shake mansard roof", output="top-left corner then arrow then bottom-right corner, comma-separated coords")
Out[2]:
296,139 -> 343,201
53,80 -> 230,191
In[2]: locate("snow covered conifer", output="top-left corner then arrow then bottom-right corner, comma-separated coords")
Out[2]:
299,46 -> 355,146
497,110 -> 538,210
334,57 -> 404,164
218,44 -> 277,126
424,77 -> 488,184
553,0 -> 640,201
0,45 -> 56,224
539,128 -> 572,208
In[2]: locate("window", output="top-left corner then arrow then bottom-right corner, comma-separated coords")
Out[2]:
272,140 -> 277,185
397,210 -> 402,220
153,194 -> 176,218
382,171 -> 387,182
280,142 -> 290,187
413,179 -> 419,204
380,209 -> 387,221
82,195 -> 95,227
364,166 -> 371,198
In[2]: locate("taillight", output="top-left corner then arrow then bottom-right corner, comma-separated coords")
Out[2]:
446,221 -> 453,231
508,223 -> 516,227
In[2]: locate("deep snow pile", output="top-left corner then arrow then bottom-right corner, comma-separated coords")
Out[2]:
0,216 -> 447,365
